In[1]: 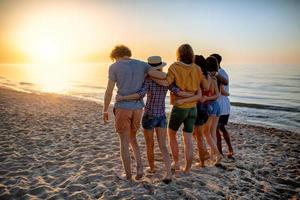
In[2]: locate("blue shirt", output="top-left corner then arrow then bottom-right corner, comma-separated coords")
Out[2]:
109,59 -> 150,110
217,67 -> 230,115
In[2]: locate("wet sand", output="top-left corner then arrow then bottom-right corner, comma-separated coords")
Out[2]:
0,87 -> 299,199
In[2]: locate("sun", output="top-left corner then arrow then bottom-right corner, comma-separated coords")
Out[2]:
14,6 -> 108,64
30,37 -> 66,63
11,4 -> 110,93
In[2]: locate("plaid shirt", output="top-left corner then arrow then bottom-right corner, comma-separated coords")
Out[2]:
137,78 -> 180,117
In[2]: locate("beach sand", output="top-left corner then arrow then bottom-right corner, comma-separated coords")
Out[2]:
0,87 -> 299,199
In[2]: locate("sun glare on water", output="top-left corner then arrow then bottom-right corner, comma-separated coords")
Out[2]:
39,76 -> 70,93
13,4 -> 108,93
26,64 -> 72,93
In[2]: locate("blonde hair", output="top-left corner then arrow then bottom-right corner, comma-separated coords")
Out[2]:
176,44 -> 194,64
110,45 -> 132,60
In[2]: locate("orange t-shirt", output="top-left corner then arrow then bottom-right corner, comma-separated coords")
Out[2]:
167,62 -> 205,108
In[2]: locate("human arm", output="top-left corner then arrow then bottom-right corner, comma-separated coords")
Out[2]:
175,88 -> 202,106
116,80 -> 149,101
176,91 -> 195,98
204,78 -> 220,101
103,79 -> 115,123
116,93 -> 140,101
215,69 -> 229,85
201,76 -> 209,91
150,64 -> 176,86
220,85 -> 230,96
169,84 -> 195,97
151,77 -> 169,86
147,68 -> 167,79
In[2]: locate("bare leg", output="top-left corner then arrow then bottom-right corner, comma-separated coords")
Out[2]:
143,129 -> 155,172
168,128 -> 180,170
155,127 -> 172,182
203,117 -> 222,164
220,125 -> 233,156
211,116 -> 222,164
211,116 -> 219,143
117,131 -> 131,179
182,131 -> 193,173
129,130 -> 143,180
193,125 -> 207,167
216,127 -> 223,155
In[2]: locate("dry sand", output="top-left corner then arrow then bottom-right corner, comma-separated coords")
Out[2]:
0,87 -> 299,200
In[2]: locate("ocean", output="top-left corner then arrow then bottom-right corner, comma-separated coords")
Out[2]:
0,63 -> 299,133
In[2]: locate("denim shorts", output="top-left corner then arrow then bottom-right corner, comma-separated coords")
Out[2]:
142,114 -> 167,130
208,101 -> 221,117
195,103 -> 209,126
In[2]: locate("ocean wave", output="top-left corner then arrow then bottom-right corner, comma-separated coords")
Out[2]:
19,82 -> 36,86
0,84 -> 32,93
71,84 -> 106,90
0,82 -> 17,87
231,102 -> 300,113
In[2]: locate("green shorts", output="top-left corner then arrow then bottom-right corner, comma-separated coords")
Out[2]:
168,106 -> 197,133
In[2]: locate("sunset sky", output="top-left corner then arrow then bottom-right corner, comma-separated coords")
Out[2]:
0,0 -> 299,64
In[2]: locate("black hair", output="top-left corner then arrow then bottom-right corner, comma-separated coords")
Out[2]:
194,55 -> 208,77
206,56 -> 221,88
210,53 -> 222,64
206,56 -> 219,72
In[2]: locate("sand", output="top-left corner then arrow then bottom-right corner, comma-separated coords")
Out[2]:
0,87 -> 299,200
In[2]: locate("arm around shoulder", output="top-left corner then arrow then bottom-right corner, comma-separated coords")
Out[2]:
216,71 -> 229,85
148,68 -> 167,79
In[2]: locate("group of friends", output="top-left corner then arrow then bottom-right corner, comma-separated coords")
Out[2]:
103,44 -> 233,184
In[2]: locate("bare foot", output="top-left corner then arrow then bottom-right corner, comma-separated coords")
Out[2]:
145,167 -> 156,173
181,167 -> 190,175
116,173 -> 132,180
204,153 -> 210,161
171,163 -> 180,171
227,150 -> 234,159
135,166 -> 143,180
214,154 -> 222,165
135,174 -> 143,180
195,162 -> 205,168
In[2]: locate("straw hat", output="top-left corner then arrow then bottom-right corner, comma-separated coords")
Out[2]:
147,56 -> 167,69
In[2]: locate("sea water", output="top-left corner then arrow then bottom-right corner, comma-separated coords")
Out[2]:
0,63 -> 299,133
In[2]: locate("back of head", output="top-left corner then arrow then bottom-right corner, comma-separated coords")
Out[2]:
210,53 -> 222,65
176,44 -> 194,65
206,56 -> 219,72
110,45 -> 132,61
194,55 -> 207,77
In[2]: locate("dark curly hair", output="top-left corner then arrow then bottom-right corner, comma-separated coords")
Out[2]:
110,45 -> 132,60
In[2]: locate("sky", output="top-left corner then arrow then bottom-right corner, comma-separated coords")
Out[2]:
0,0 -> 299,64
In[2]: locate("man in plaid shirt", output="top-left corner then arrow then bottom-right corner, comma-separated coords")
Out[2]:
116,56 -> 194,184
137,77 -> 179,117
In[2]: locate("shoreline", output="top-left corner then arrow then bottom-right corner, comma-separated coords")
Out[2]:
1,85 -> 299,134
0,87 -> 299,199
